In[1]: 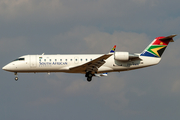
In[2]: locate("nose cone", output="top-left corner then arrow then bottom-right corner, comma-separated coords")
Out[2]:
2,65 -> 8,71
2,63 -> 14,72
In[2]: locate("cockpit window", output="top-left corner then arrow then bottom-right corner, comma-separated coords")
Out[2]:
13,58 -> 25,61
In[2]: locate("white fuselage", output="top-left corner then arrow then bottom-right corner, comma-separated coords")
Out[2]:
2,35 -> 176,81
3,54 -> 161,74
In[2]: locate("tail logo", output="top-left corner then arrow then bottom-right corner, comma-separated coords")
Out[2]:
110,45 -> 116,53
140,36 -> 170,58
146,45 -> 167,57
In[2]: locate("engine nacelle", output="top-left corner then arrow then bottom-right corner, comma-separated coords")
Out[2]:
114,52 -> 129,61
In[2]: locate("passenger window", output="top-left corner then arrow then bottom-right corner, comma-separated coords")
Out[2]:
86,59 -> 88,61
60,59 -> 62,61
55,59 -> 57,61
70,59 -> 72,61
76,59 -> 77,61
81,59 -> 82,61
90,59 -> 92,61
44,59 -> 46,62
66,59 -> 67,61
49,59 -> 51,61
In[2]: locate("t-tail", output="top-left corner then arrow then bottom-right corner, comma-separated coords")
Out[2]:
140,35 -> 177,58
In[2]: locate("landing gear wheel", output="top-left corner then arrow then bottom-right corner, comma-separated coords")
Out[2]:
87,77 -> 92,82
15,77 -> 18,81
85,72 -> 91,77
88,73 -> 92,78
14,72 -> 18,81
85,71 -> 93,82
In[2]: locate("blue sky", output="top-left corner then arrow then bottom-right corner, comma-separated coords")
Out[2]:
1,0 -> 180,120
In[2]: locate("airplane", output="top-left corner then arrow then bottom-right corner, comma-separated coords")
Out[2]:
2,34 -> 177,82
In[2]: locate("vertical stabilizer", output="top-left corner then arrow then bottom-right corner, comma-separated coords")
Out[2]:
140,35 -> 176,58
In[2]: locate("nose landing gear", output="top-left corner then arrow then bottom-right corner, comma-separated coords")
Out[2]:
15,77 -> 18,81
14,72 -> 18,81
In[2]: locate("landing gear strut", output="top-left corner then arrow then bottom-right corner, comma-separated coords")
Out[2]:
14,72 -> 18,81
85,72 -> 93,82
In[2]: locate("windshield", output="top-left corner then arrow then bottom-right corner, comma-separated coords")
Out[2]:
13,58 -> 25,61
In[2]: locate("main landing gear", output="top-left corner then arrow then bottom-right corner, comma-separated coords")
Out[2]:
85,72 -> 93,82
14,72 -> 18,81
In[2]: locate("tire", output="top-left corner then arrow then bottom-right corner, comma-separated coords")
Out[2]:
87,77 -> 92,82
15,77 -> 18,81
88,73 -> 92,78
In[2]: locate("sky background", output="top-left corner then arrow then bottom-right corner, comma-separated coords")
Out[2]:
1,0 -> 180,120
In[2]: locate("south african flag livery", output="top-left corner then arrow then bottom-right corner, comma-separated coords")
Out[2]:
110,45 -> 116,53
140,36 -> 171,58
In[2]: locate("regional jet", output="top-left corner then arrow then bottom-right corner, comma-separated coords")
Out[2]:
2,35 -> 177,82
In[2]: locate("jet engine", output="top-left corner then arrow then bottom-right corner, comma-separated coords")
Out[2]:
114,52 -> 129,61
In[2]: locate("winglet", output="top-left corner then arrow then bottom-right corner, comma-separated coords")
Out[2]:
110,45 -> 116,53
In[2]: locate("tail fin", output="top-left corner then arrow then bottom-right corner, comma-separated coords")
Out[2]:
140,35 -> 177,58
110,45 -> 116,53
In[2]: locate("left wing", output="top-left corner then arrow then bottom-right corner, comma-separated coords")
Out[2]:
69,54 -> 113,73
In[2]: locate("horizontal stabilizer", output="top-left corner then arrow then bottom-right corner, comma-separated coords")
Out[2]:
159,34 -> 177,42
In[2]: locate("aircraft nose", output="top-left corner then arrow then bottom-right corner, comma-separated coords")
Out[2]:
2,63 -> 17,72
2,65 -> 8,71
2,64 -> 14,71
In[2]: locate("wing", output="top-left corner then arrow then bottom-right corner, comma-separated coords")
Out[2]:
69,54 -> 113,73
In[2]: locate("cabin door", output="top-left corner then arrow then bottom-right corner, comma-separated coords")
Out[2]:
30,55 -> 37,68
